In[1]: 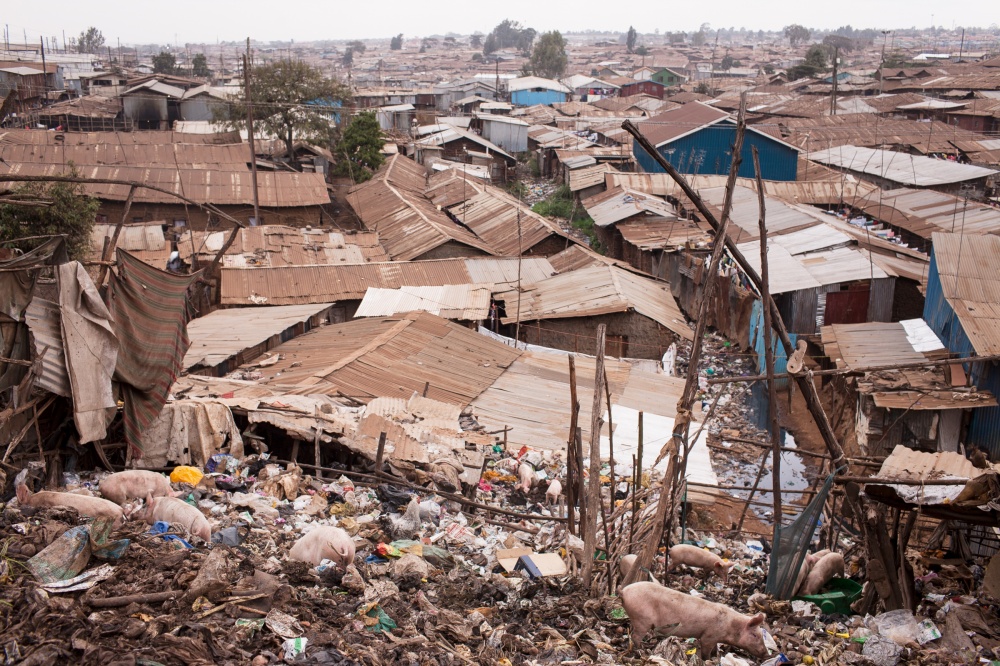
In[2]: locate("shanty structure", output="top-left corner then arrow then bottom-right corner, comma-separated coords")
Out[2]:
354,285 -> 492,323
445,187 -> 569,257
178,226 -> 390,268
494,264 -> 692,359
507,77 -> 571,106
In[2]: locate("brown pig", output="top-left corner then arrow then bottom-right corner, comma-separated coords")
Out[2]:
517,462 -> 535,493
620,582 -> 768,658
138,494 -> 212,542
288,526 -> 356,568
99,470 -> 174,506
545,478 -> 562,504
667,544 -> 732,583
620,553 -> 656,583
800,551 -> 845,596
16,483 -> 124,527
792,549 -> 831,596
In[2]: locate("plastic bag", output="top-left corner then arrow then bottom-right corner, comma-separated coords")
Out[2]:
874,609 -> 920,646
170,465 -> 204,485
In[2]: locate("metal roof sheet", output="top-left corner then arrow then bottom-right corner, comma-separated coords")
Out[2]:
179,226 -> 389,267
807,145 -> 999,187
354,284 -> 492,320
821,320 -> 941,370
636,102 -> 731,147
447,187 -> 565,255
507,76 -> 571,93
582,185 -> 677,227
931,232 -> 1000,355
855,187 -> 1000,239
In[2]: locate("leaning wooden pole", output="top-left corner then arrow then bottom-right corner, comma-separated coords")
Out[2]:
567,354 -> 579,535
753,146 -> 783,536
583,324 -> 607,588
622,95 -> 748,588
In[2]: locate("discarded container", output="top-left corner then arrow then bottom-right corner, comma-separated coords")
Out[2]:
874,609 -> 921,646
282,637 -> 307,659
793,578 -> 862,615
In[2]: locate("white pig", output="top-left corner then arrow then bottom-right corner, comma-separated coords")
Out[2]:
16,483 -> 124,527
667,544 -> 732,583
545,478 -> 562,504
99,470 -> 174,506
619,553 -> 656,583
288,526 -> 356,568
139,494 -> 212,543
620,581 -> 768,658
517,462 -> 535,493
800,552 -> 845,596
793,549 -> 831,596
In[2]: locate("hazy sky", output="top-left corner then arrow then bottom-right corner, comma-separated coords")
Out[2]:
1,0 -> 991,46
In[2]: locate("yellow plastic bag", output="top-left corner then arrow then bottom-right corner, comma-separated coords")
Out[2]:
170,466 -> 204,485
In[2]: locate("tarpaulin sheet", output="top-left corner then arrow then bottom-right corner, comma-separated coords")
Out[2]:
109,250 -> 200,455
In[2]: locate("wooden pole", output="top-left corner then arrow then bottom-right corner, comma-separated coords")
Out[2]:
567,354 -> 579,535
96,184 -> 135,286
312,408 -> 323,481
243,40 -> 261,226
583,324 -> 607,586
629,453 -> 638,552
604,368 -> 616,512
735,448 -> 771,534
374,432 -> 386,475
753,145 -> 782,536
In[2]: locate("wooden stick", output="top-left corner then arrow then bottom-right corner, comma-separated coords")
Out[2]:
567,354 -> 579,535
583,323 -> 607,586
313,407 -> 323,481
97,184 -> 135,287
604,367 -> 616,518
87,590 -> 182,608
374,432 -> 386,475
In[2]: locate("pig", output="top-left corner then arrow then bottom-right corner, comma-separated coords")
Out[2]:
99,470 -> 174,506
517,462 -> 535,493
800,551 -> 845,596
288,526 -> 356,568
620,581 -> 768,658
667,544 -> 732,583
620,553 -> 656,583
545,478 -> 562,504
793,549 -> 831,596
138,494 -> 212,543
16,483 -> 124,527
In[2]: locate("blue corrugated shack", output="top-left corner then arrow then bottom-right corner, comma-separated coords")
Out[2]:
507,76 -> 571,107
634,101 -> 800,181
923,231 -> 1000,458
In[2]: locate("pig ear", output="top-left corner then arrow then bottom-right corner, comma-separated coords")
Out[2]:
747,613 -> 765,628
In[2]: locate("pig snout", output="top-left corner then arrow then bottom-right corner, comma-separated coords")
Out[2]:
100,470 -> 172,506
289,526 -> 355,567
545,478 -> 562,503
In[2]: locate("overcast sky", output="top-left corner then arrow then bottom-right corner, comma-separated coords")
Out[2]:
2,0 -> 991,47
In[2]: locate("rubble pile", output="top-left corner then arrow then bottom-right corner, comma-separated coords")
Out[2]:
1,447 -> 998,666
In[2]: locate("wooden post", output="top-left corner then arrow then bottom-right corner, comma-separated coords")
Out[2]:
583,324 -> 607,586
576,426 -> 585,541
374,432 -> 386,477
567,354 -> 579,535
753,146 -> 782,536
735,448 -> 771,534
312,411 -> 323,481
96,184 -> 135,286
422,381 -> 430,398
603,368 -> 616,512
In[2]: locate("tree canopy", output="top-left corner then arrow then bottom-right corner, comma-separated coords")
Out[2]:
0,176 -> 99,261
528,31 -> 568,79
626,26 -> 638,53
152,52 -> 176,75
784,24 -> 811,46
334,112 -> 385,183
218,59 -> 350,168
77,27 -> 105,54
787,45 -> 828,79
483,20 -> 536,56
192,53 -> 211,77
390,34 -> 403,50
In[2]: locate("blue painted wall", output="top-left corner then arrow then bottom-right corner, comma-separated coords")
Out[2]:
633,123 -> 799,181
510,89 -> 568,106
923,249 -> 1000,457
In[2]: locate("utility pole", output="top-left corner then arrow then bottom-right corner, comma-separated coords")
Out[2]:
40,38 -> 47,98
878,30 -> 891,95
243,38 -> 262,226
830,46 -> 838,116
62,30 -> 66,52
958,28 -> 965,61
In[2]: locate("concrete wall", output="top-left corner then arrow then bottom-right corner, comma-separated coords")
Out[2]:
515,311 -> 678,360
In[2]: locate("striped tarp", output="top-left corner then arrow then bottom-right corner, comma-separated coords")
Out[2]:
109,249 -> 201,456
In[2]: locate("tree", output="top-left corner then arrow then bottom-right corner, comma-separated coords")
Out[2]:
390,34 -> 403,50
219,59 -> 350,169
692,30 -> 707,46
77,27 -> 105,54
0,175 -> 99,261
626,26 -> 638,53
470,33 -> 483,49
346,40 -> 367,54
529,31 -> 567,79
192,53 -> 211,77
668,32 -> 686,44
634,45 -> 650,56
334,112 -> 384,183
784,24 -> 811,46
720,54 -> 735,70
152,52 -> 176,75
786,45 -> 828,79
483,19 -> 536,55
822,34 -> 855,54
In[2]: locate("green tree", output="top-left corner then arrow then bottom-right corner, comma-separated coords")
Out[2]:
783,24 -> 811,46
634,45 -> 650,56
668,31 -> 686,44
483,19 -> 536,56
720,54 -> 735,70
822,34 -> 855,54
529,31 -> 567,79
334,112 -> 384,183
692,30 -> 707,46
342,48 -> 354,67
786,45 -> 828,79
77,27 -> 105,54
470,33 -> 483,48
218,59 -> 350,169
192,53 -> 211,77
346,40 -> 366,54
0,176 -> 100,261
152,51 -> 176,74
390,34 -> 403,50
626,26 -> 638,53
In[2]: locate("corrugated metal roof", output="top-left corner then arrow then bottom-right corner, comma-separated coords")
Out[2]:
246,311 -> 522,407
423,168 -> 487,208
495,264 -> 692,340
582,185 -> 677,227
0,128 -> 243,145
0,142 -> 250,170
220,256 -> 555,306
345,155 -> 497,260
568,163 -> 617,192
184,303 -> 334,371
607,172 -> 876,204
699,185 -> 823,243
413,125 -> 514,162
808,145 -> 999,186
354,284 -> 492,320
179,226 -> 389,267
507,76 -> 571,93
447,187 -> 564,255
616,217 -> 712,251
821,320 -> 941,369
636,102 -> 731,147
855,187 -> 1000,239
930,231 -> 1000,355
24,297 -> 70,397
